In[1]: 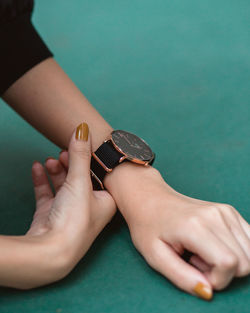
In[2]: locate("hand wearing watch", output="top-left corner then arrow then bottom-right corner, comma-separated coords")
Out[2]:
90,130 -> 155,190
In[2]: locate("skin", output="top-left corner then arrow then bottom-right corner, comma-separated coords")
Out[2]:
0,125 -> 116,289
1,58 -> 250,298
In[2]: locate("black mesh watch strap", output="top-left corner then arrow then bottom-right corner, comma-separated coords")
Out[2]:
90,140 -> 125,190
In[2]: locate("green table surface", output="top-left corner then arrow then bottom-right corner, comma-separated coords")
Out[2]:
0,0 -> 249,312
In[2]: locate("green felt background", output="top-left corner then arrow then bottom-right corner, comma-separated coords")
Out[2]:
0,0 -> 249,312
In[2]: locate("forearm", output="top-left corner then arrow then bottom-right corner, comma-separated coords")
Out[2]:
2,57 -> 160,200
2,57 -> 113,152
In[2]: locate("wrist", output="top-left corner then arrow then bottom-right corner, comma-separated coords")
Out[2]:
103,162 -> 181,223
104,162 -> 159,188
0,234 -> 67,289
104,162 -> 162,215
19,232 -> 76,288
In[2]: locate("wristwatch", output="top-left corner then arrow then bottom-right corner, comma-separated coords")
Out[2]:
90,130 -> 155,190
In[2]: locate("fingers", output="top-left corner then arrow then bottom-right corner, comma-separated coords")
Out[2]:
234,209 -> 250,240
59,150 -> 69,170
189,255 -> 212,273
66,122 -> 92,190
31,161 -> 53,206
217,207 -> 250,265
179,224 -> 241,290
45,158 -> 67,193
209,225 -> 250,277
146,240 -> 213,300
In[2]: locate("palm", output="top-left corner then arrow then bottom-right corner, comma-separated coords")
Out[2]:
27,198 -> 55,236
27,152 -> 69,236
27,151 -> 116,236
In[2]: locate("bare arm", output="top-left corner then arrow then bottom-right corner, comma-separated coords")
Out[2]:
2,57 -> 113,151
0,124 -> 115,289
2,57 -> 158,214
2,57 -> 250,299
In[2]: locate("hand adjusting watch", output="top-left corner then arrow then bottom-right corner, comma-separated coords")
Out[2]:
90,130 -> 155,190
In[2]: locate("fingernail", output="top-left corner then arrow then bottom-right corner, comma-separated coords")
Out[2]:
45,157 -> 56,162
32,160 -> 40,166
193,282 -> 213,301
75,122 -> 89,141
59,150 -> 67,155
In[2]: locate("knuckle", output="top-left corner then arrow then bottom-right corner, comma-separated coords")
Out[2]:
218,203 -> 235,211
236,262 -> 250,277
205,205 -> 223,219
218,254 -> 238,270
72,142 -> 90,159
186,216 -> 203,229
63,179 -> 75,192
212,278 -> 227,290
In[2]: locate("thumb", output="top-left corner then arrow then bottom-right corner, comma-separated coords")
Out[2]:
66,122 -> 92,188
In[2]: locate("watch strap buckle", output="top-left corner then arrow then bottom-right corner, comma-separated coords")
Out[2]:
92,152 -> 113,173
90,170 -> 104,190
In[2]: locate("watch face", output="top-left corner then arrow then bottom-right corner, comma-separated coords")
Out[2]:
111,130 -> 154,162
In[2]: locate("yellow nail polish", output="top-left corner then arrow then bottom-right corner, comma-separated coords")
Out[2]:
75,123 -> 89,141
193,282 -> 213,301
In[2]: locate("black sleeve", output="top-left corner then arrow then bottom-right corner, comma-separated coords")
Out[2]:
0,0 -> 53,96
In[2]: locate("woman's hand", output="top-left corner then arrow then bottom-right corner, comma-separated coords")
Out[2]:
105,163 -> 250,301
0,123 -> 116,290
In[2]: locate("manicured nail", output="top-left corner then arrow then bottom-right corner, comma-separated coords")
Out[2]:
193,282 -> 212,301
59,150 -> 67,155
75,122 -> 89,141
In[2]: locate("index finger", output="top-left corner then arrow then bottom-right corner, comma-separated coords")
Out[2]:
180,226 -> 238,290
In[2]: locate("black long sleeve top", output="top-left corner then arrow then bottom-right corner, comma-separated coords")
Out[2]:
0,0 -> 53,96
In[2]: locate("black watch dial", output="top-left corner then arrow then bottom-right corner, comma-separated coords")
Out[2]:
111,130 -> 154,162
